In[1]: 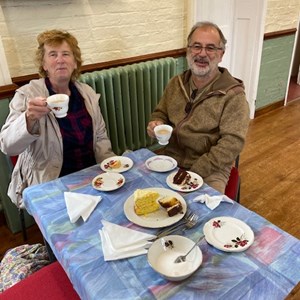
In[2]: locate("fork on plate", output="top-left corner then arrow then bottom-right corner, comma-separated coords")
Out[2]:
153,212 -> 199,240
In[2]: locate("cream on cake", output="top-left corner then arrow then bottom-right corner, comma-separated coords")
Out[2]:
134,189 -> 160,215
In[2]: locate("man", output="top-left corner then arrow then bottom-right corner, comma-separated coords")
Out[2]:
147,21 -> 250,194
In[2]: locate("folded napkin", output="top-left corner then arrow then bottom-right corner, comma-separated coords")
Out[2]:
64,192 -> 102,223
193,194 -> 234,210
99,220 -> 156,261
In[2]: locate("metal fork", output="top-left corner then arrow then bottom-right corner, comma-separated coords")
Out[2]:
155,213 -> 199,239
174,234 -> 205,263
155,210 -> 194,236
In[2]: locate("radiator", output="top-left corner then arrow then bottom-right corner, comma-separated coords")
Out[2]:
80,57 -> 177,155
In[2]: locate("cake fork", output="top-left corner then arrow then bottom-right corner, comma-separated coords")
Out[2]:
155,213 -> 199,239
155,210 -> 194,235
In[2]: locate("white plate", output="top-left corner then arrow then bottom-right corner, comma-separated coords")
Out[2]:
203,216 -> 254,252
123,188 -> 187,228
100,156 -> 133,173
145,155 -> 177,172
92,172 -> 125,191
166,171 -> 203,192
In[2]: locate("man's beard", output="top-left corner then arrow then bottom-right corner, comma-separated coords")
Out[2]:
187,55 -> 216,77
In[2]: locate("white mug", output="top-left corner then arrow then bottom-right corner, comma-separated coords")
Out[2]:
46,94 -> 69,118
154,124 -> 173,145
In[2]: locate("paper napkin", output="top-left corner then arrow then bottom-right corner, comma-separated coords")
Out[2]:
64,192 -> 102,223
99,220 -> 156,261
193,194 -> 234,210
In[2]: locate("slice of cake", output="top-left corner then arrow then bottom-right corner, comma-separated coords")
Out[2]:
110,159 -> 121,169
134,189 -> 160,215
158,196 -> 183,217
173,169 -> 191,185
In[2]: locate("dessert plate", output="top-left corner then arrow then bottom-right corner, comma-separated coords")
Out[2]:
100,156 -> 133,173
92,172 -> 125,192
166,171 -> 203,192
145,155 -> 177,172
124,187 -> 187,228
203,216 -> 254,252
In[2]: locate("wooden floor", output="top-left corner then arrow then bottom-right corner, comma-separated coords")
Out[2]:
1,80 -> 300,261
240,97 -> 300,240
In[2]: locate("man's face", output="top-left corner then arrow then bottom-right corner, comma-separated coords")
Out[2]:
186,27 -> 224,78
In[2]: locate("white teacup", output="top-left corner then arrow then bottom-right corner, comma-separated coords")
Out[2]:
47,94 -> 69,118
154,124 -> 173,145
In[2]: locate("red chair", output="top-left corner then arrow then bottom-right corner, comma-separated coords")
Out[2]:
0,261 -> 80,300
224,157 -> 241,202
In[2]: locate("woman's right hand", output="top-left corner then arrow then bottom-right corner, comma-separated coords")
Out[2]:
25,97 -> 50,131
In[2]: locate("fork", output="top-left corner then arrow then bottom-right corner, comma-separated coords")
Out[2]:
155,213 -> 199,239
155,210 -> 194,236
174,234 -> 205,263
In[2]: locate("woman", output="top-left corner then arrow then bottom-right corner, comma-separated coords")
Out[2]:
0,29 -> 115,208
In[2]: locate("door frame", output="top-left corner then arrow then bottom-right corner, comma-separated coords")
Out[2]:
285,14 -> 300,105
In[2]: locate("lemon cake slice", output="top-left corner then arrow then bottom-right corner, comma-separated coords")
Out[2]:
134,189 -> 160,215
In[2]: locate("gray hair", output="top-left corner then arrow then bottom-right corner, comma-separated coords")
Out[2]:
187,21 -> 227,50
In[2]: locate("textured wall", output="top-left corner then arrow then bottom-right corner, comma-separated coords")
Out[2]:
0,0 -> 187,77
264,0 -> 300,33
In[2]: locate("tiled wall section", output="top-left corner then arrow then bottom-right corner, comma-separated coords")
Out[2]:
256,35 -> 295,109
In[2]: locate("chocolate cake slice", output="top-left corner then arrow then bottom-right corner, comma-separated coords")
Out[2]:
173,168 -> 190,185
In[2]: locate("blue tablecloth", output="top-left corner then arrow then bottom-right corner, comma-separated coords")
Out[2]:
23,148 -> 300,300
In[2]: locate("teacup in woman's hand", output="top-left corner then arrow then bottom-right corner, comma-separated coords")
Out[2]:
46,94 -> 69,118
154,125 -> 173,145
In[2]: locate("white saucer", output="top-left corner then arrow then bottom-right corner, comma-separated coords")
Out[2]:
203,216 -> 254,252
92,173 -> 125,192
145,155 -> 177,172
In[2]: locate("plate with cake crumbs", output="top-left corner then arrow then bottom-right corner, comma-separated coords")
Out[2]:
123,187 -> 187,228
145,155 -> 177,172
166,169 -> 203,192
100,156 -> 133,173
92,172 -> 125,192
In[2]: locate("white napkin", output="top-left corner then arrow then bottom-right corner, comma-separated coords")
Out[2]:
193,194 -> 234,210
99,220 -> 156,261
64,192 -> 101,223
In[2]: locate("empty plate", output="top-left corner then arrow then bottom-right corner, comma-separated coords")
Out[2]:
203,216 -> 254,252
145,155 -> 177,172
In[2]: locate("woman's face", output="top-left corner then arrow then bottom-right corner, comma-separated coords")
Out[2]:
42,40 -> 77,82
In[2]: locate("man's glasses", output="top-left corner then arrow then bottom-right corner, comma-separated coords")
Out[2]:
188,44 -> 223,54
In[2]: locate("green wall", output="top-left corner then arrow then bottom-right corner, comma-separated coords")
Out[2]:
256,34 -> 295,109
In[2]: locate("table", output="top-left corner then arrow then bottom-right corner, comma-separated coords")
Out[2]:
23,148 -> 300,300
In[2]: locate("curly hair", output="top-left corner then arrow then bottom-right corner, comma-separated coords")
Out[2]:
35,29 -> 82,81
